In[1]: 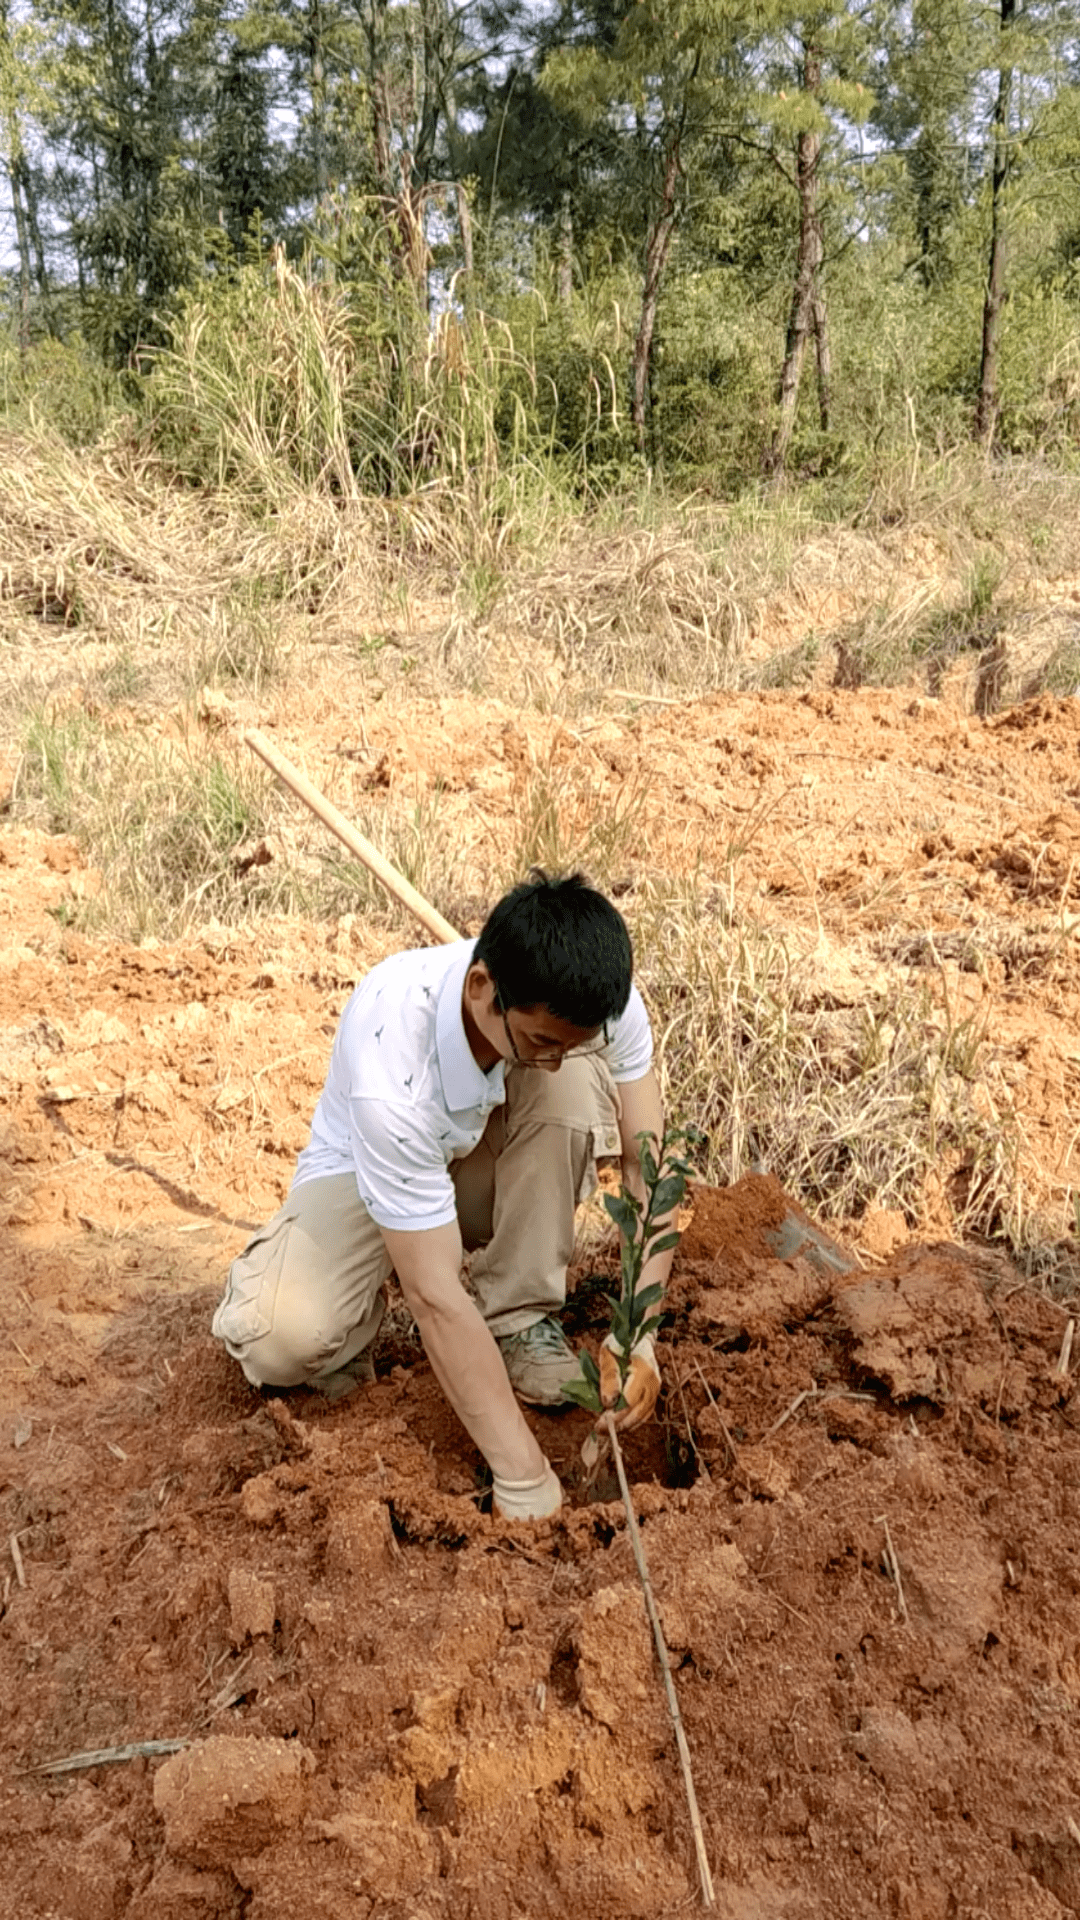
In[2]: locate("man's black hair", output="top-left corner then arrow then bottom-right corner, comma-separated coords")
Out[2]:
473,871 -> 633,1028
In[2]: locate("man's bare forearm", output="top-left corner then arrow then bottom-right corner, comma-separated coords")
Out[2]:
415,1286 -> 545,1482
384,1224 -> 546,1483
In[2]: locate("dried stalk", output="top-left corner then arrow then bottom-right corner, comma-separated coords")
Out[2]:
874,1513 -> 909,1623
674,1368 -> 710,1482
692,1359 -> 739,1467
21,1739 -> 190,1776
764,1387 -> 876,1438
605,1413 -> 715,1909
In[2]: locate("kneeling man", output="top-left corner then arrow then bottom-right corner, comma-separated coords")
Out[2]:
213,872 -> 674,1519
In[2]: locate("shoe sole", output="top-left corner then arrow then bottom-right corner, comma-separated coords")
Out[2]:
508,1379 -> 576,1407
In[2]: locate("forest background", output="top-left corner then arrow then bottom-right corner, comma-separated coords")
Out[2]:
1,0 -> 1079,486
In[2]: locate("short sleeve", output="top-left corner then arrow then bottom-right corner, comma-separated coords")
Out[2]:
349,1098 -> 459,1232
603,984 -> 653,1084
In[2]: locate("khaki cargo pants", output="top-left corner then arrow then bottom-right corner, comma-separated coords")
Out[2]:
211,1055 -> 621,1389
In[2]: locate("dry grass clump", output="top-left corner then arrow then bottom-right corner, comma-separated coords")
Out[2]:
505,755 -> 647,889
14,709 -> 279,943
0,431 -> 391,705
495,531 -> 748,696
627,875 -> 1016,1239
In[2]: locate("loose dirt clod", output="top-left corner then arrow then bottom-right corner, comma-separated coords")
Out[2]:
226,1568 -> 276,1644
153,1735 -> 315,1868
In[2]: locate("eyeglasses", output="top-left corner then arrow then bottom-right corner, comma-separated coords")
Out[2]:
497,1001 -> 609,1068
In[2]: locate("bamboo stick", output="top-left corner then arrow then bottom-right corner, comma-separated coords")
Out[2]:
604,1413 -> 715,1908
244,729 -> 460,947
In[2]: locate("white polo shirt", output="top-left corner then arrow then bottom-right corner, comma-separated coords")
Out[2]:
291,938 -> 653,1233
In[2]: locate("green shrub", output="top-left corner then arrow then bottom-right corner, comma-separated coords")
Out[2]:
0,332 -> 130,445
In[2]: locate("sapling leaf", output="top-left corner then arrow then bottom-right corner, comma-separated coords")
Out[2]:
637,1132 -> 659,1184
634,1283 -> 664,1312
649,1174 -> 689,1217
610,1307 -> 633,1346
643,1231 -> 681,1258
580,1348 -> 601,1389
638,1315 -> 663,1339
562,1376 -> 604,1412
604,1193 -> 640,1238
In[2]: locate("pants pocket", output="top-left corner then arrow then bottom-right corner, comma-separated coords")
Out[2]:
211,1207 -> 296,1351
576,1125 -> 616,1206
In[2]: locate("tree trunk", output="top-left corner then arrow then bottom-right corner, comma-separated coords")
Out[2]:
975,0 -> 1015,445
372,72 -> 393,196
9,160 -> 31,351
812,288 -> 831,431
414,0 -> 445,185
456,181 -> 473,276
309,0 -> 328,201
766,40 -> 824,475
556,188 -> 573,306
13,152 -> 62,339
632,135 -> 682,456
0,0 -> 29,347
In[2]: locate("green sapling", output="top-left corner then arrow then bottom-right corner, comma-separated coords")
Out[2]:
563,1125 -> 699,1419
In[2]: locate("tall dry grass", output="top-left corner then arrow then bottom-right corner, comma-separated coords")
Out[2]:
627,873 -> 1017,1239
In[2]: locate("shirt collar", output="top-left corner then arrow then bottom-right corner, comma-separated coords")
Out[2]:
436,939 -> 506,1113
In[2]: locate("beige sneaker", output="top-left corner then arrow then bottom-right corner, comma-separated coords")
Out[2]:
497,1318 -> 580,1406
314,1347 -> 377,1403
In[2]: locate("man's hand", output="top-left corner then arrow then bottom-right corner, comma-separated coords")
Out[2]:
491,1459 -> 562,1520
599,1331 -> 661,1431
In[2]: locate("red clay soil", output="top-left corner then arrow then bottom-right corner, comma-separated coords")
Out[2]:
3,1169 -> 1080,1920
7,684 -> 1080,1918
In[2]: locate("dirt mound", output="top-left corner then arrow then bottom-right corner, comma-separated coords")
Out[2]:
3,1169 -> 1080,1920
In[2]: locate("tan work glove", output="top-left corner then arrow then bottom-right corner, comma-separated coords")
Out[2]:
599,1331 -> 661,1431
491,1459 -> 562,1521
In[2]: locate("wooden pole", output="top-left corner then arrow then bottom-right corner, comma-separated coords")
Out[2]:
244,729 -> 460,947
604,1413 -> 715,1907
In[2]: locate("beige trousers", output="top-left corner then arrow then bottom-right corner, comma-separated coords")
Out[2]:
212,1055 -> 621,1389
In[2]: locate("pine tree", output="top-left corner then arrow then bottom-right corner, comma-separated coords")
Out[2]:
0,0 -> 62,342
973,0 -> 1075,444
749,3 -> 884,475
